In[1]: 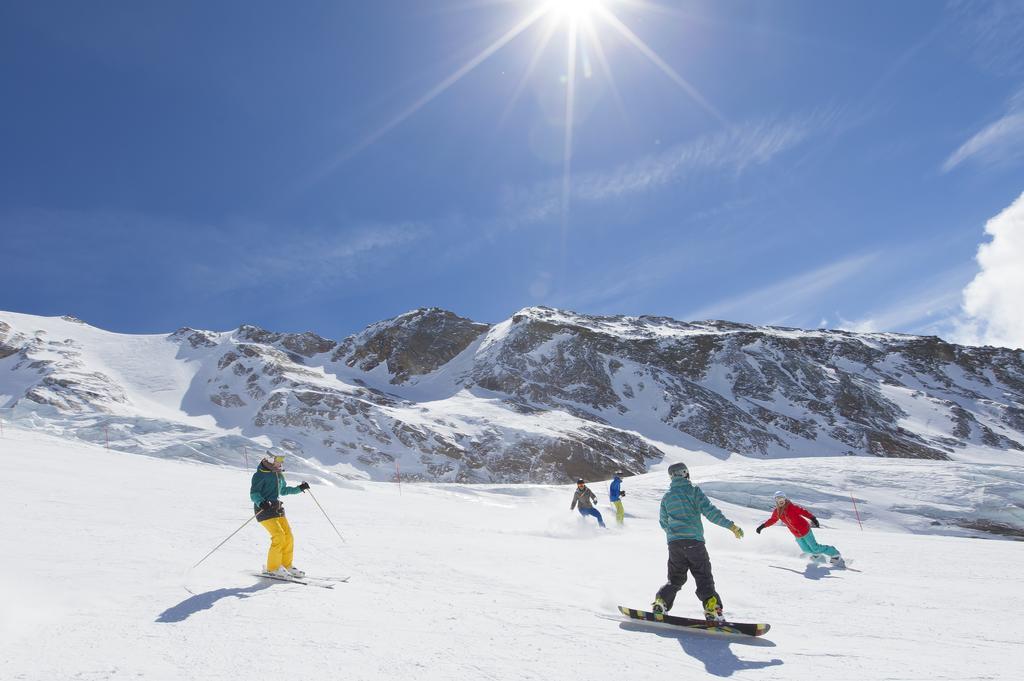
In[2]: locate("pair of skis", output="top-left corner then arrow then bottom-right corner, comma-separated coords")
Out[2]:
255,572 -> 350,589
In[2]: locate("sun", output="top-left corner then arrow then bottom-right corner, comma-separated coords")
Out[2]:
547,0 -> 606,21
321,0 -> 721,227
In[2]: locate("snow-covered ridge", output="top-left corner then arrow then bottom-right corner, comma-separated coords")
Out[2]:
2,307 -> 1023,495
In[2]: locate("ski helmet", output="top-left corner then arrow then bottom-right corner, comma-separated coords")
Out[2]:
615,471 -> 625,478
773,490 -> 787,501
576,478 -> 585,485
667,462 -> 689,478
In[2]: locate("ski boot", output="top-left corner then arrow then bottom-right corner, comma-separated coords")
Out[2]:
263,566 -> 294,579
703,596 -> 725,623
829,555 -> 845,568
284,566 -> 306,578
651,597 -> 667,615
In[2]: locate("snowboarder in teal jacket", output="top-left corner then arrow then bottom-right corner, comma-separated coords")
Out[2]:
652,462 -> 744,622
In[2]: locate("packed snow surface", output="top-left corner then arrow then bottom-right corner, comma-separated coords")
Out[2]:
4,425 -> 1023,680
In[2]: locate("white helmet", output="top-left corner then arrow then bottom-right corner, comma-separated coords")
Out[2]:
667,462 -> 689,478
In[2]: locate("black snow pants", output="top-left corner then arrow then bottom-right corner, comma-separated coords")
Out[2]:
654,538 -> 721,612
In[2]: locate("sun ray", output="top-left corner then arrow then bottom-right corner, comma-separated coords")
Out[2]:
313,4 -> 550,180
498,14 -> 560,128
595,4 -> 727,124
561,14 -> 580,228
580,13 -> 630,128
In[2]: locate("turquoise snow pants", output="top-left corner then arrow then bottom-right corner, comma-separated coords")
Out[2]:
795,530 -> 839,557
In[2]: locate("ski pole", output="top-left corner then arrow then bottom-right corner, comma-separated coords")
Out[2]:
191,512 -> 260,569
850,493 -> 863,531
306,488 -> 347,545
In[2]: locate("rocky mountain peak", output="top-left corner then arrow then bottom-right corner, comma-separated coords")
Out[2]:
338,308 -> 490,383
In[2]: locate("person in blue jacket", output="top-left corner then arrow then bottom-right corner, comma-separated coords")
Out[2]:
609,472 -> 626,526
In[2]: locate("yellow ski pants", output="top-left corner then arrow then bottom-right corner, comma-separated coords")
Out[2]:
613,500 -> 625,525
259,516 -> 295,572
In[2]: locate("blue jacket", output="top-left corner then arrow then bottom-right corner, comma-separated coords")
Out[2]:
609,477 -> 623,502
659,477 -> 733,543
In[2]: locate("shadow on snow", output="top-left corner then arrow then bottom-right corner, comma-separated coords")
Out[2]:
768,563 -> 842,580
156,581 -> 273,623
618,621 -> 783,677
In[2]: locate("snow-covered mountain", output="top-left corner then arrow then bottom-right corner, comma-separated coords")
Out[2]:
2,307 -> 1023,485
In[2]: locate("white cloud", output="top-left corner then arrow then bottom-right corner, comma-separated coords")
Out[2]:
955,191 -> 1024,349
684,254 -> 877,325
948,0 -> 1024,76
833,260 -> 978,336
500,110 -> 842,226
942,101 -> 1024,173
837,287 -> 965,335
193,221 -> 431,294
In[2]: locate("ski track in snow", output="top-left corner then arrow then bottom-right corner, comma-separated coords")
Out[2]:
3,426 -> 1023,680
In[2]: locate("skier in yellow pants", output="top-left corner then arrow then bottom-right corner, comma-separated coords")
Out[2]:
259,516 -> 295,574
250,451 -> 310,578
609,471 -> 627,526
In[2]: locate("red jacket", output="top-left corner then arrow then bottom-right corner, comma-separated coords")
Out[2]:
762,501 -> 816,538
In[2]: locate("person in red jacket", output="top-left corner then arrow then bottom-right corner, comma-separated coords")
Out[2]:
756,491 -> 844,566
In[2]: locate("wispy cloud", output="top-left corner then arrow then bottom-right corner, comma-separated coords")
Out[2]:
500,110 -> 844,227
954,190 -> 1024,349
947,0 -> 1024,76
942,90 -> 1024,173
190,220 -> 431,294
834,266 -> 973,335
683,253 -> 877,325
0,209 -> 431,297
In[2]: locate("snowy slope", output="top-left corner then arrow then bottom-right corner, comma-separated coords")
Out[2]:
3,426 -> 1023,681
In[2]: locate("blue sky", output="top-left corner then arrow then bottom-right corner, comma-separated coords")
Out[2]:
2,0 -> 1023,342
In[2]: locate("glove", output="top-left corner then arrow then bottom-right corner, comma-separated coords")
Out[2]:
259,500 -> 275,510
755,523 -> 765,535
619,491 -> 626,497
298,481 -> 310,492
730,524 -> 744,539
810,516 -> 820,528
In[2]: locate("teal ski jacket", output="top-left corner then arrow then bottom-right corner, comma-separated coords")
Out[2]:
659,476 -> 733,543
250,461 -> 303,507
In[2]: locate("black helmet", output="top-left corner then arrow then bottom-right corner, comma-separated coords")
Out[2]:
576,478 -> 585,485
667,462 -> 689,478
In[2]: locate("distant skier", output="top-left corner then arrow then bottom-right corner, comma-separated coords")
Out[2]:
756,491 -> 844,566
250,451 -> 310,578
609,471 -> 626,526
652,462 -> 744,622
571,478 -> 606,528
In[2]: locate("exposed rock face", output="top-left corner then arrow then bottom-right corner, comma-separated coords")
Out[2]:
2,307 -> 1023,482
466,308 -> 1024,461
336,308 -> 490,383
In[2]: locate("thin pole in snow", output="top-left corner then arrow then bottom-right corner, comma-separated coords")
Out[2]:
396,460 -> 402,495
191,513 -> 259,569
0,418 -> 4,438
306,488 -> 347,545
243,446 -> 249,470
104,425 -> 109,449
850,493 -> 863,531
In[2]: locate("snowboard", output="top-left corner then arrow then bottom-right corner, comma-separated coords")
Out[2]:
618,606 -> 770,637
801,553 -> 851,568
